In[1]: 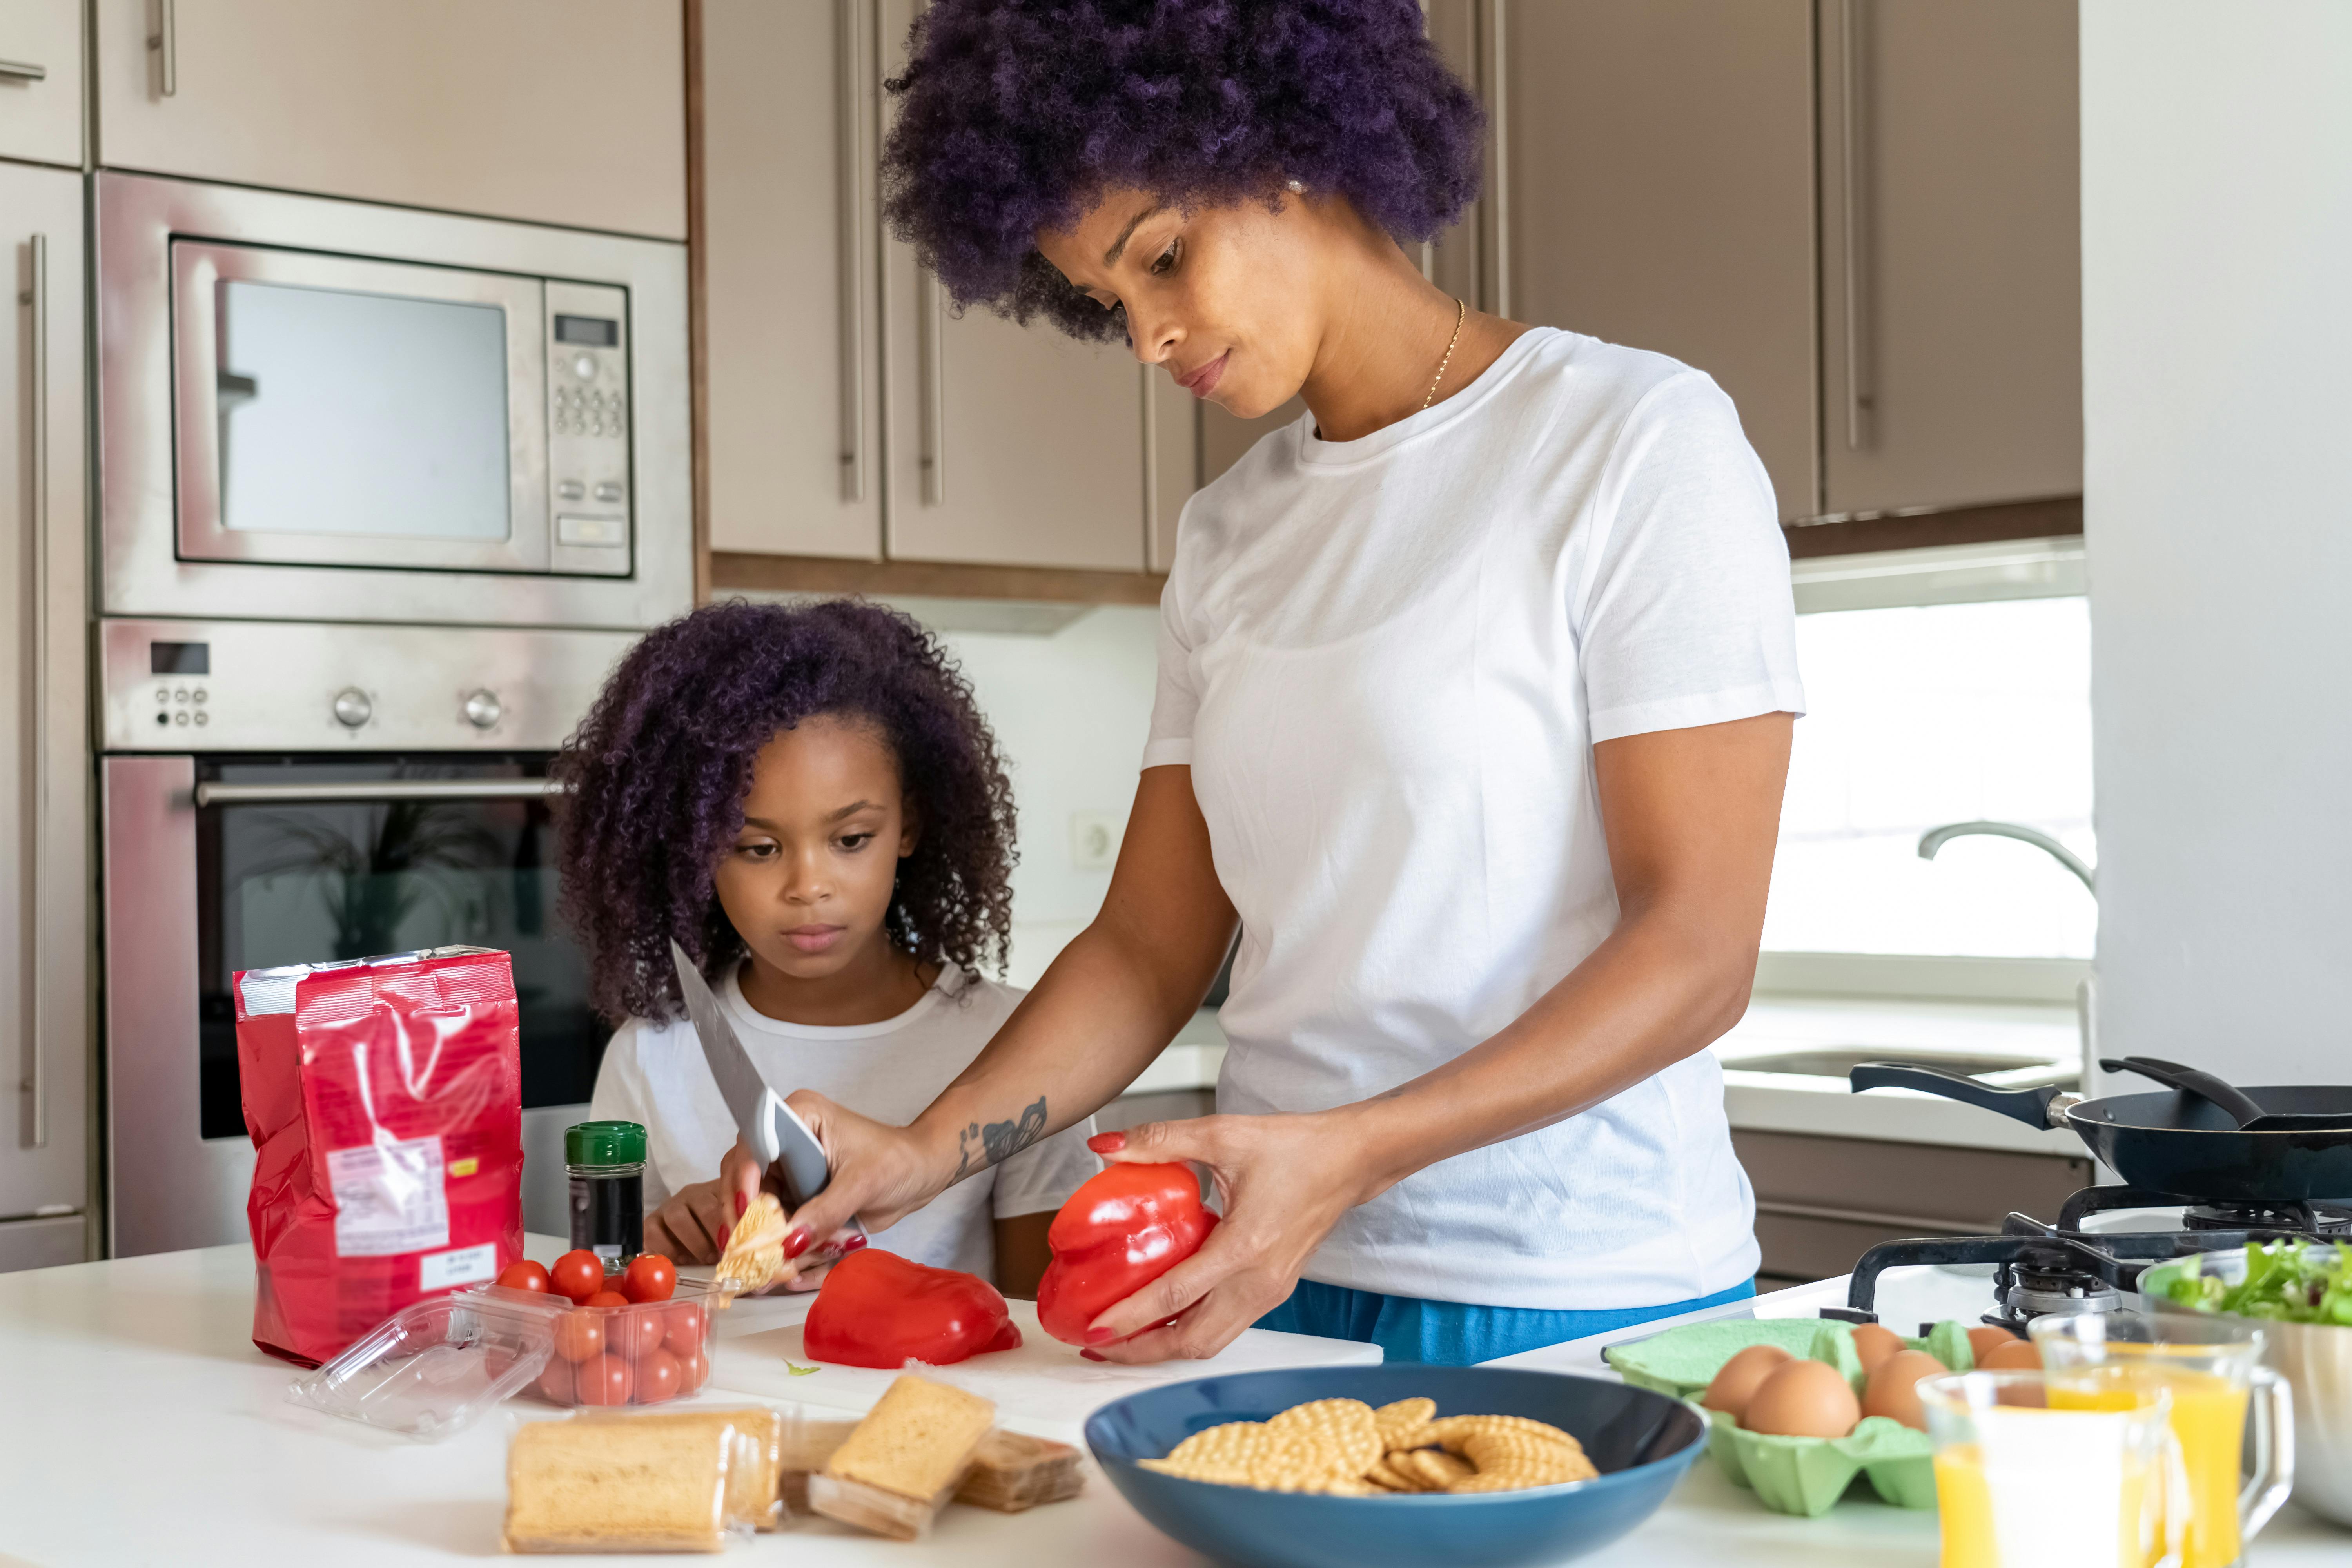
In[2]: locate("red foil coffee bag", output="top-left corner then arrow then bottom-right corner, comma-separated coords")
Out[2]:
236,946 -> 525,1365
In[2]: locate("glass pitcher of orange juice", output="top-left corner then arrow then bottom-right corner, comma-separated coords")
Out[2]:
2029,1311 -> 2294,1568
1922,1368 -> 2188,1568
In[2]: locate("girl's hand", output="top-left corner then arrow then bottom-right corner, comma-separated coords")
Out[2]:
642,1172 -> 738,1264
1076,1111 -> 1374,1363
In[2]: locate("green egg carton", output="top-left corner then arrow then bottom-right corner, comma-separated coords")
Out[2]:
1691,1404 -> 1937,1515
1604,1316 -> 1982,1516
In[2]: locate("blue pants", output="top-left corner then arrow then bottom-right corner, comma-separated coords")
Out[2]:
1254,1277 -> 1758,1367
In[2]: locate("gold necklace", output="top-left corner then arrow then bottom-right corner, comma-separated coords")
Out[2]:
1421,296 -> 1467,410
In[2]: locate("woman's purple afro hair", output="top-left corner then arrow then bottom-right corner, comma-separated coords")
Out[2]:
554,599 -> 1017,1022
882,0 -> 1485,339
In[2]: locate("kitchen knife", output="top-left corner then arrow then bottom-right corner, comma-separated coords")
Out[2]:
666,939 -> 859,1227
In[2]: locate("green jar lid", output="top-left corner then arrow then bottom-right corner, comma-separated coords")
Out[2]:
564,1120 -> 647,1167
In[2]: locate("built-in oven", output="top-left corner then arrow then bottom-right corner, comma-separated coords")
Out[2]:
101,620 -> 638,1256
96,171 -> 691,630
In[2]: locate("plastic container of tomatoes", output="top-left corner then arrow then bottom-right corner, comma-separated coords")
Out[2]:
288,1284 -> 573,1440
524,1276 -> 717,1410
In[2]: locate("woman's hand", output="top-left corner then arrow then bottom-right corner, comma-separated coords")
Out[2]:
1074,1110 -> 1374,1363
722,1091 -> 957,1265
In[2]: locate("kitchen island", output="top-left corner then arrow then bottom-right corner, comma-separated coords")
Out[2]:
0,1241 -> 2340,1565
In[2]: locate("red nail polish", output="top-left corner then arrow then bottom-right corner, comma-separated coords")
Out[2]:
1084,1325 -> 1116,1345
842,1233 -> 867,1251
1079,1348 -> 1106,1361
734,1191 -> 748,1220
783,1228 -> 811,1259
1087,1131 -> 1127,1154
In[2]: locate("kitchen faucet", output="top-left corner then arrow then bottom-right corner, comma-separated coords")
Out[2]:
1916,820 -> 2096,893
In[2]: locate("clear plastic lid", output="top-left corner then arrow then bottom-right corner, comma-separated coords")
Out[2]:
288,1284 -> 571,1441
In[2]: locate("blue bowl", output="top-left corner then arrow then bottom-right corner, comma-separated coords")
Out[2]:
1085,1364 -> 1705,1568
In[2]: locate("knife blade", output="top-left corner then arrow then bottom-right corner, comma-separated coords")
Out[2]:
667,939 -> 847,1216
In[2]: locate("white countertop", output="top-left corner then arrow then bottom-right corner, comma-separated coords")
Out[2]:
4,1241 -> 2341,1565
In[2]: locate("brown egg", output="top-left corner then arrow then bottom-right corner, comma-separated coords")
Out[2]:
1850,1323 -> 1905,1372
1740,1357 -> 1863,1439
1700,1343 -> 1795,1419
1860,1349 -> 1949,1431
1967,1325 -> 2023,1364
1977,1338 -> 2041,1370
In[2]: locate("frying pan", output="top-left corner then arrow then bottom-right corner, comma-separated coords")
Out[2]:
1849,1063 -> 2352,1204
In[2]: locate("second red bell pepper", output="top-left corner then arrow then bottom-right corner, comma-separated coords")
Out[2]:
1036,1161 -> 1219,1346
801,1247 -> 1023,1368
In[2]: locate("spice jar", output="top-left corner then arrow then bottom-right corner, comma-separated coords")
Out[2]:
565,1120 -> 646,1270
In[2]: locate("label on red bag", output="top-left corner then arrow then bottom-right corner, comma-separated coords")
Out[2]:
419,1241 -> 499,1292
327,1136 -> 450,1257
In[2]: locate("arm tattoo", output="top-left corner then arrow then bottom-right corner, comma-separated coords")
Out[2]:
952,1096 -> 1048,1181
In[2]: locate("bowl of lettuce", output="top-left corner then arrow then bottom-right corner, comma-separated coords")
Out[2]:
2141,1240 -> 2352,1524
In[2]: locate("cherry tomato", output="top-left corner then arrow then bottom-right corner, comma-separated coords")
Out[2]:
662,1304 -> 706,1358
553,1308 -> 605,1364
635,1347 -> 682,1404
624,1308 -> 668,1358
585,1290 -> 630,1308
577,1353 -> 633,1406
549,1250 -> 606,1306
534,1356 -> 575,1405
495,1259 -> 551,1294
622,1253 -> 677,1304
676,1348 -> 710,1393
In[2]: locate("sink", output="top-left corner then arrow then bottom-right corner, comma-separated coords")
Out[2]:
1721,1046 -> 2077,1089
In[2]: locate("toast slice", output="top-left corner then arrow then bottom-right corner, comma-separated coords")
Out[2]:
503,1416 -> 731,1553
813,1375 -> 995,1539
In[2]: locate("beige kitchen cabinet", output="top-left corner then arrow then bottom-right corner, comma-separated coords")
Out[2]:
1818,0 -> 2081,516
93,0 -> 687,238
1506,0 -> 1820,522
700,0 -> 882,560
0,0 -> 83,167
0,162 -> 91,1267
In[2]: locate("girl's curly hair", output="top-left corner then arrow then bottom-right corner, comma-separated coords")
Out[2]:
554,599 -> 1017,1022
882,0 -> 1485,340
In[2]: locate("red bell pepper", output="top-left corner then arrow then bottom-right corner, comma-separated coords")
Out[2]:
1036,1161 -> 1219,1346
801,1248 -> 1023,1368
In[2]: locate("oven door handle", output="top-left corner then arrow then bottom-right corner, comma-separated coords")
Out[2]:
192,779 -> 567,807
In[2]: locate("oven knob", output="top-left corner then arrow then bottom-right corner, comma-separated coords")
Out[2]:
463,689 -> 504,730
332,688 -> 373,728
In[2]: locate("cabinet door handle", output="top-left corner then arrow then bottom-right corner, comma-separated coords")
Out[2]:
193,779 -> 566,807
22,233 -> 49,1150
149,0 -> 176,97
1839,0 -> 1872,449
0,58 -> 47,81
918,268 -> 946,506
836,0 -> 869,503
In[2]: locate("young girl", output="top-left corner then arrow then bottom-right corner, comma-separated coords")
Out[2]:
555,599 -> 1098,1296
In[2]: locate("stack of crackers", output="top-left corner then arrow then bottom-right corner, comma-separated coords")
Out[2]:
1138,1397 -> 1599,1497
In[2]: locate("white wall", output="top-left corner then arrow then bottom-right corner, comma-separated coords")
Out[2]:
932,607 -> 1163,986
2083,2 -> 2352,1083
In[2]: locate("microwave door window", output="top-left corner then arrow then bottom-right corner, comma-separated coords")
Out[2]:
215,280 -> 513,541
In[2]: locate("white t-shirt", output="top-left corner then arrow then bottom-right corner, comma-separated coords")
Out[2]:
590,964 -> 1100,1282
1146,327 -> 1804,1310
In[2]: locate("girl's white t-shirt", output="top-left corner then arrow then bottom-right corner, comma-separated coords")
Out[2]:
1147,327 -> 1804,1310
590,963 -> 1100,1282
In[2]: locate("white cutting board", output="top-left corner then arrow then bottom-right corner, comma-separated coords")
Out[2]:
704,1296 -> 1380,1439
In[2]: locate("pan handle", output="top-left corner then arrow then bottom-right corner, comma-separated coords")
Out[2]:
1849,1063 -> 2071,1129
2099,1056 -> 2265,1129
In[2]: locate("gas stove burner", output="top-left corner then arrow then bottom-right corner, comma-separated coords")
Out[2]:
2054,1183 -> 2352,1236
1991,1259 -> 2123,1329
2181,1198 -> 2352,1235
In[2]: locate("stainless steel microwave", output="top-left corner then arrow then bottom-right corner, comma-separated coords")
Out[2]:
97,172 -> 693,630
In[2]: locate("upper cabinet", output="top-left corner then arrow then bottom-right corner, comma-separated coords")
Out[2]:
1479,0 -> 2079,524
1818,0 -> 2081,516
93,1 -> 687,238
1505,0 -> 1820,523
0,0 -> 84,167
703,0 -> 1178,581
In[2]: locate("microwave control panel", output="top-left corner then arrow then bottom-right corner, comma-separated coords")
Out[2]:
545,281 -> 632,576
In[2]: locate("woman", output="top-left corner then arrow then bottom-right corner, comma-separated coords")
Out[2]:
752,0 -> 1804,1367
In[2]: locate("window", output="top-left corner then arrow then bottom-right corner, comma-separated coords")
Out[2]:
1762,539 -> 2094,996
